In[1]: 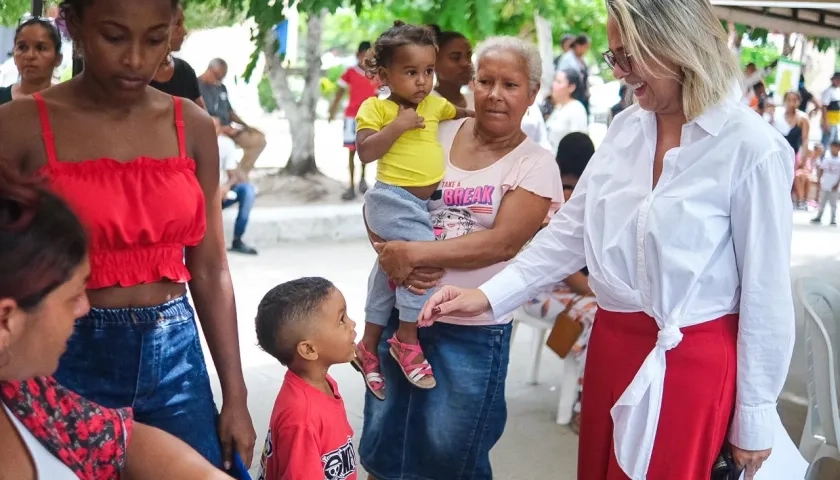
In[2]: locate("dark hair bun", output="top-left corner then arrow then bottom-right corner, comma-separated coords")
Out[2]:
393,20 -> 406,27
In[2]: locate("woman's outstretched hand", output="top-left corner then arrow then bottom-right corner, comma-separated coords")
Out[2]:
418,286 -> 491,327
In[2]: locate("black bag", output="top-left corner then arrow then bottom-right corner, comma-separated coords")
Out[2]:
711,447 -> 744,480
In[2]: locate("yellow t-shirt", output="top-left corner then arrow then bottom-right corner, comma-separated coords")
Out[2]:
356,95 -> 457,187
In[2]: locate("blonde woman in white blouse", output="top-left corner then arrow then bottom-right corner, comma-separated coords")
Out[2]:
419,0 -> 795,479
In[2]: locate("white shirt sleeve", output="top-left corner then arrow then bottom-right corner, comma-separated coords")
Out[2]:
822,87 -> 834,106
479,166 -> 589,318
728,150 -> 796,450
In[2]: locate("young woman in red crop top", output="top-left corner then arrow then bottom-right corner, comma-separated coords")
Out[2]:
0,0 -> 255,472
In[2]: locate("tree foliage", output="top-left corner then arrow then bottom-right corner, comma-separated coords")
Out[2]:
213,0 -> 609,81
0,0 -> 30,25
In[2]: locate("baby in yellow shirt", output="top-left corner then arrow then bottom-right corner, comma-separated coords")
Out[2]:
352,21 -> 472,399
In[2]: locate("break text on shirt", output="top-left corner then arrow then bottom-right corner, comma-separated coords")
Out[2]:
439,181 -> 495,208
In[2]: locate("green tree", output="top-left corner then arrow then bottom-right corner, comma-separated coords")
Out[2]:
0,0 -> 31,25
203,0 -> 610,176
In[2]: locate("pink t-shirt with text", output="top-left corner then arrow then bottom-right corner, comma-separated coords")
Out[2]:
431,118 -> 563,326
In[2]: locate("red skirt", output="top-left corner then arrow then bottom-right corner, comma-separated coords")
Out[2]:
578,310 -> 738,480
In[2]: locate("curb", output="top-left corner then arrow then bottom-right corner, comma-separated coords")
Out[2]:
222,203 -> 366,246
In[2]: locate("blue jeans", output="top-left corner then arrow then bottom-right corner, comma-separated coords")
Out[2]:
364,182 -> 435,325
222,183 -> 256,240
823,125 -> 839,149
54,295 -> 223,467
359,309 -> 512,480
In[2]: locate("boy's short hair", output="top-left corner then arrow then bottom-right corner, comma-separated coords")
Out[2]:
831,140 -> 840,148
255,277 -> 335,366
358,41 -> 372,53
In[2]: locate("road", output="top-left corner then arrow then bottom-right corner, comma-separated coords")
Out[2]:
199,210 -> 840,479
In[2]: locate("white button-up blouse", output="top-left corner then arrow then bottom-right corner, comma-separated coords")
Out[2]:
480,93 -> 796,479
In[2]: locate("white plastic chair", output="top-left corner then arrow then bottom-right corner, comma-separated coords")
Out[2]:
794,277 -> 840,479
512,306 -> 580,425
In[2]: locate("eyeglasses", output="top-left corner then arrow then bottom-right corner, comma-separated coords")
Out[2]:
602,49 -> 633,73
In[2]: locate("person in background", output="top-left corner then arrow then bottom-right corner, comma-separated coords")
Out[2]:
607,83 -> 631,126
0,18 -> 63,105
555,34 -> 591,113
215,118 -> 258,255
329,41 -> 377,201
545,68 -> 589,154
429,25 -> 474,109
0,163 -> 233,480
797,73 -> 821,116
821,72 -> 840,148
772,91 -> 809,168
421,0 -> 795,476
794,143 -> 820,210
0,0 -> 256,470
560,33 -> 575,53
254,277 -> 358,480
150,5 -> 204,107
811,139 -> 840,226
750,81 -> 768,117
742,60 -> 777,106
199,58 -> 267,176
521,132 -> 596,434
553,34 -> 576,69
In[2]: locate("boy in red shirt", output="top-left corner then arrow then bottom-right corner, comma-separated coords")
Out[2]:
328,41 -> 377,201
254,277 -> 358,480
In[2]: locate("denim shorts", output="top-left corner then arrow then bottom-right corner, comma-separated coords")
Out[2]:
54,295 -> 222,467
359,309 -> 512,480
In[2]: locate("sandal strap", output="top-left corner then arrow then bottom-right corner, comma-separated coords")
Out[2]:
357,343 -> 380,370
387,335 -> 433,379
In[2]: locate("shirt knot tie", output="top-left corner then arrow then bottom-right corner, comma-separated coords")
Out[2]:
656,325 -> 683,351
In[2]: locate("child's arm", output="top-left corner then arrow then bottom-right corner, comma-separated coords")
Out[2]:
357,106 -> 424,163
327,86 -> 347,122
453,106 -> 475,119
265,425 -> 324,480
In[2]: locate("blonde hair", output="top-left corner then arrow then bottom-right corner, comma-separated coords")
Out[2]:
606,0 -> 742,120
475,36 -> 542,95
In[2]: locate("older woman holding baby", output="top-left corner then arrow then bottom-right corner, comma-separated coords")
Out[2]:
359,35 -> 563,480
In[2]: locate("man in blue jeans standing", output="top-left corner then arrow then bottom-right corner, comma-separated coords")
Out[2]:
216,118 -> 258,255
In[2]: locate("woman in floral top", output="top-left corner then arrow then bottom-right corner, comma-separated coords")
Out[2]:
0,164 -> 230,479
521,132 -> 596,433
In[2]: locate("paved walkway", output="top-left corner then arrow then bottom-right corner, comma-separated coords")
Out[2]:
205,210 -> 838,479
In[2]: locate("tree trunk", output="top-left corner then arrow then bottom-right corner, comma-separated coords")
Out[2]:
262,9 -> 326,177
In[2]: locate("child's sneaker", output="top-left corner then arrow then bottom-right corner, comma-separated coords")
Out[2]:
811,217 -> 822,224
352,342 -> 386,400
387,334 -> 436,389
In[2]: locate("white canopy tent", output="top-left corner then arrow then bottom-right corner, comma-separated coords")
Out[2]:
712,0 -> 840,37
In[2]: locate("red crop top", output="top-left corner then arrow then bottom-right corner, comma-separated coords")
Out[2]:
33,93 -> 207,289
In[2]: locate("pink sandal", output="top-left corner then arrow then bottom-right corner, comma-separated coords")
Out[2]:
387,334 -> 436,389
352,343 -> 386,400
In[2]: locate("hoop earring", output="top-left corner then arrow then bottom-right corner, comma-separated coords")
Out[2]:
160,45 -> 172,67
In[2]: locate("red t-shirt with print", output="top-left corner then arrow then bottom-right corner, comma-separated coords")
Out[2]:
339,66 -> 377,118
256,371 -> 357,480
